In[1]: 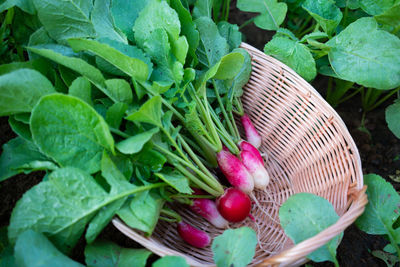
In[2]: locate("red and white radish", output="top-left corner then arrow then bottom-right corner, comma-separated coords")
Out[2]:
241,114 -> 262,148
216,149 -> 254,194
216,187 -> 251,222
190,189 -> 228,228
177,221 -> 211,248
239,141 -> 270,190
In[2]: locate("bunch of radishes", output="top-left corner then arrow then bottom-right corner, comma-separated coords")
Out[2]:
177,114 -> 270,248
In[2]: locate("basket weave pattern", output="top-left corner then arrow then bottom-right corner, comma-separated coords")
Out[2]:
112,43 -> 367,266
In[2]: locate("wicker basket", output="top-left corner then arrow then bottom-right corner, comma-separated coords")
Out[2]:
112,43 -> 367,266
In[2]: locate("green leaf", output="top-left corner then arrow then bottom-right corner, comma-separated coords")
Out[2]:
230,48 -> 252,97
327,17 -> 400,90
105,79 -> 133,104
8,167 -> 155,252
195,17 -> 229,67
133,0 -> 181,47
275,28 -> 298,40
302,0 -> 343,36
68,38 -> 148,81
213,52 -> 244,80
300,31 -> 329,43
59,65 -> 78,88
111,0 -> 149,42
133,148 -> 167,172
0,69 -> 55,116
84,152 -> 134,243
14,230 -> 84,267
193,0 -> 213,18
356,174 -> 400,235
264,36 -> 317,81
375,3 -> 400,29
359,0 -> 397,15
0,137 -> 54,182
218,22 -> 242,51
32,0 -> 96,41
101,151 -> 134,193
212,227 -> 257,267
8,167 -> 108,251
125,95 -> 163,126
116,128 -> 160,154
27,46 -> 109,95
154,171 -> 192,194
386,101 -> 400,139
69,77 -> 93,106
237,0 -> 287,30
13,113 -> 30,124
91,0 -> 127,43
171,36 -> 189,65
142,29 -> 184,85
0,59 -> 49,76
31,94 -> 115,174
152,256 -> 189,267
371,250 -> 399,267
8,116 -> 33,141
106,102 -> 128,129
27,27 -> 55,60
0,0 -> 35,14
95,38 -> 153,79
170,0 -> 200,64
279,193 -> 342,264
85,240 -> 152,267
85,198 -> 127,244
116,190 -> 165,236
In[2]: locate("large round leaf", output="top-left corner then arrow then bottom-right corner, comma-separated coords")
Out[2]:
386,101 -> 400,139
31,94 -> 114,173
359,0 -> 397,15
327,17 -> 400,90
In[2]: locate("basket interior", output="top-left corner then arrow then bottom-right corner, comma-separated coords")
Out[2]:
113,44 -> 363,266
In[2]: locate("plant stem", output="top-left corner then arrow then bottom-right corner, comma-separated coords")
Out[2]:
342,0 -> 349,27
178,135 -> 222,190
213,80 -> 236,139
233,96 -> 244,116
188,84 -> 221,149
160,208 -> 182,222
393,24 -> 400,35
228,108 -> 241,142
368,87 -> 400,112
239,17 -> 256,30
208,104 -> 239,154
161,98 -> 185,122
153,143 -> 222,194
386,226 -> 400,257
110,127 -> 130,138
224,0 -> 230,21
326,77 -> 334,105
175,164 -> 222,196
337,87 -> 363,105
294,16 -> 313,36
160,127 -> 188,161
171,194 -> 214,199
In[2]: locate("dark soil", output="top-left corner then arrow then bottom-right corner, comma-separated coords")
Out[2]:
1,4 -> 400,267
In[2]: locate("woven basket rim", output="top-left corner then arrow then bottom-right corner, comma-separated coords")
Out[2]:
112,43 -> 367,267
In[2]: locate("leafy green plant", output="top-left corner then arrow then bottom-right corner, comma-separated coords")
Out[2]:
0,0 -> 263,265
212,227 -> 257,267
237,0 -> 400,130
355,174 -> 400,264
279,193 -> 342,266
